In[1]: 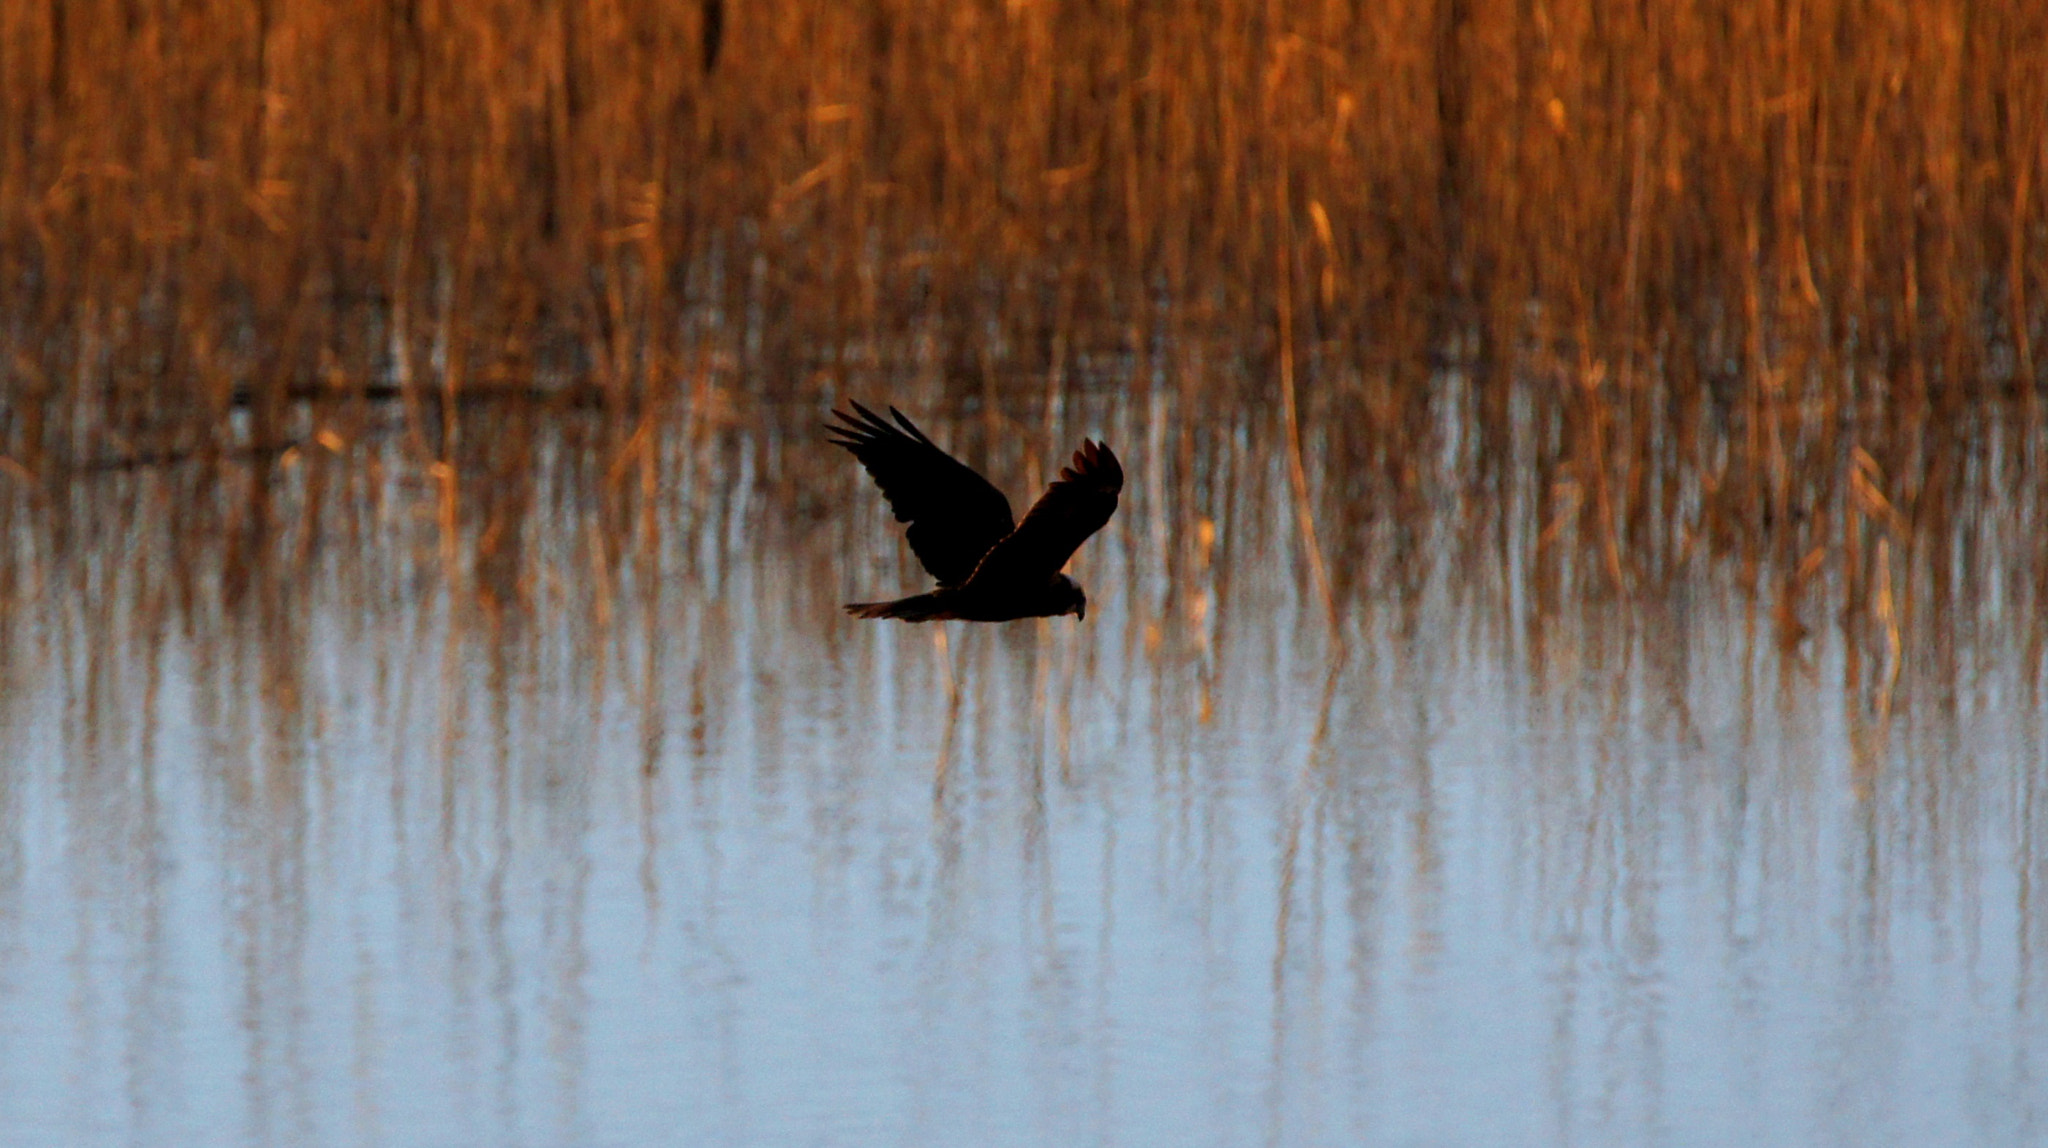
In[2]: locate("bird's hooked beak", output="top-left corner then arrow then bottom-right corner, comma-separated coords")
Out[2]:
1076,599 -> 1086,621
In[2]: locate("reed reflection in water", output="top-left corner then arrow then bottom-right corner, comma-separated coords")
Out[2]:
0,384 -> 2044,1148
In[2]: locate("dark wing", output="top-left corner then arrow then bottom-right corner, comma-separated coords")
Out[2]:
962,439 -> 1123,590
827,402 -> 1016,586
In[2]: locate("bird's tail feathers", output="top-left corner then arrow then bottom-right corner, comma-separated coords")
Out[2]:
844,593 -> 954,622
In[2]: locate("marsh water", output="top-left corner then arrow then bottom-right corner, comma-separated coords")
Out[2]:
1,379 -> 2045,1148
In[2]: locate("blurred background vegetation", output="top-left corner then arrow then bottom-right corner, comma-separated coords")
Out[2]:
1,0 -> 2044,691
6,0 -> 2042,394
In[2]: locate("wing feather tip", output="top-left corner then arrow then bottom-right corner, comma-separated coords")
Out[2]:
1059,437 -> 1123,493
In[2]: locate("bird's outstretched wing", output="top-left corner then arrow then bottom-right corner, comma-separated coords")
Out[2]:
963,439 -> 1123,591
827,402 -> 1016,586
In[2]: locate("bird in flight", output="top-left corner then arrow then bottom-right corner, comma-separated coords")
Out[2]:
828,402 -> 1123,622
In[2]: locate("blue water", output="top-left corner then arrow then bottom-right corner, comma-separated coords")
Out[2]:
1,408 -> 2042,1148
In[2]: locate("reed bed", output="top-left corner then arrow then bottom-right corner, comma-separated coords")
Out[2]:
7,0 -> 2044,395
1,0 -> 2046,693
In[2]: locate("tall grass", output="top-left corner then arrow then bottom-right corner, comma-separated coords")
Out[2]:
1,0 -> 2045,678
5,0 -> 2042,407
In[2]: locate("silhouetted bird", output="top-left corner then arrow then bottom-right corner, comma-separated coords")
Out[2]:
828,402 -> 1123,622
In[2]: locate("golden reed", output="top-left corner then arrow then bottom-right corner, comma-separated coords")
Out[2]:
4,0 -> 2042,407
0,0 -> 2044,691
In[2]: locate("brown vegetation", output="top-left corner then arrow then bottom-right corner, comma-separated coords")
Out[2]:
6,0 -> 2043,398
0,0 -> 2045,700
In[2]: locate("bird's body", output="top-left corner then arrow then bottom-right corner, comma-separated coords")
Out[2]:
842,574 -> 1087,623
829,403 -> 1123,623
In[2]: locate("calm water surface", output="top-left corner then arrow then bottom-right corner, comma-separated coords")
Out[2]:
1,389 -> 2043,1147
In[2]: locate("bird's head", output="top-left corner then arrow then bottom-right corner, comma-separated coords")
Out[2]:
1053,574 -> 1088,620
